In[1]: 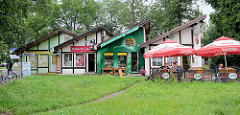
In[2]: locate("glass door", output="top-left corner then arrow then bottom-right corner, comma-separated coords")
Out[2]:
131,52 -> 138,72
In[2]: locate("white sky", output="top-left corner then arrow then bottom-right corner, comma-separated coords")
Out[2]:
196,0 -> 215,24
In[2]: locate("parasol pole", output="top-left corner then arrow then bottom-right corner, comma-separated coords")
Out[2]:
224,52 -> 227,67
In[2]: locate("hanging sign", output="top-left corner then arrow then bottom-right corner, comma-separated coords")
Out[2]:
70,46 -> 94,53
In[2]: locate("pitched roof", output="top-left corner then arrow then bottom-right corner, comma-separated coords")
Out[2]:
14,28 -> 78,54
54,26 -> 113,50
139,15 -> 206,48
98,20 -> 150,48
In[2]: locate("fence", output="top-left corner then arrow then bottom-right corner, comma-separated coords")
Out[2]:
147,67 -> 240,82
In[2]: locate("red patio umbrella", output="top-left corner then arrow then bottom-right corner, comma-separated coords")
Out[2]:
196,36 -> 240,67
144,39 -> 195,58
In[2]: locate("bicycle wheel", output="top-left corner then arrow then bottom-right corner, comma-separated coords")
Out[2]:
11,73 -> 17,79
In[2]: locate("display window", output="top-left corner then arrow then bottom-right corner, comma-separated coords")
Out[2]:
152,58 -> 162,67
117,53 -> 127,67
29,55 -> 37,67
104,53 -> 113,66
166,57 -> 178,66
76,54 -> 85,67
64,54 -> 72,67
39,54 -> 48,67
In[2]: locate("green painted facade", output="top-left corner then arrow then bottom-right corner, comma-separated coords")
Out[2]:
97,28 -> 145,75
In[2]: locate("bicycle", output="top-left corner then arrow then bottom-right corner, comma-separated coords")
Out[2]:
0,70 -> 17,82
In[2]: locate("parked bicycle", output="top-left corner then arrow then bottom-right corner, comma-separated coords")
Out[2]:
0,70 -> 17,82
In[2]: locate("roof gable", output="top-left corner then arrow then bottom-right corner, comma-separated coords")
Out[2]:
54,26 -> 113,50
99,20 -> 150,48
140,15 -> 206,48
14,28 -> 78,53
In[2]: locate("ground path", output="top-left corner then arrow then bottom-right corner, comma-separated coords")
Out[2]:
38,81 -> 140,114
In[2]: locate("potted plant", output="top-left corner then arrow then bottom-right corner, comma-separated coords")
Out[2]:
140,66 -> 146,76
120,64 -> 126,67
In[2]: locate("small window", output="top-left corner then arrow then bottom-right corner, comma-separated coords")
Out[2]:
64,54 -> 72,67
152,58 -> 162,66
76,54 -> 85,67
39,55 -> 48,67
104,53 -> 113,66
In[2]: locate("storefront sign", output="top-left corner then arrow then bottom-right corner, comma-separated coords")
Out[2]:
23,53 -> 35,56
228,73 -> 237,79
100,26 -> 140,48
56,55 -> 61,72
26,51 -> 53,54
194,74 -> 202,80
125,38 -> 134,46
162,73 -> 170,79
22,62 -> 31,77
70,46 -> 94,53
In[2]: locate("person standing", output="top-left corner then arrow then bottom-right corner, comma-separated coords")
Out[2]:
7,60 -> 13,75
216,63 -> 224,82
175,63 -> 183,82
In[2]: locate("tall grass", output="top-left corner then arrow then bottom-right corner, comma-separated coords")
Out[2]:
0,75 -> 142,114
43,79 -> 240,115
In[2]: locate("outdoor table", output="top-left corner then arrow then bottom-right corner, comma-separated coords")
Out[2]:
219,68 -> 237,79
102,67 -> 114,75
114,67 -> 126,76
186,67 -> 205,79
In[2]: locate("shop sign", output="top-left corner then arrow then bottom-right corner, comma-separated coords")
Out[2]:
22,62 -> 31,77
56,55 -> 61,72
125,38 -> 134,46
194,74 -> 202,80
162,73 -> 170,79
100,26 -> 140,48
228,73 -> 237,79
23,53 -> 35,56
26,51 -> 53,54
70,46 -> 94,53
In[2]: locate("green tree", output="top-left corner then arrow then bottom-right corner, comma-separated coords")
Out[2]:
206,0 -> 240,40
148,0 -> 202,39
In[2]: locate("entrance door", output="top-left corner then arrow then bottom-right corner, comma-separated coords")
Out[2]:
131,52 -> 138,72
51,55 -> 57,72
88,54 -> 95,72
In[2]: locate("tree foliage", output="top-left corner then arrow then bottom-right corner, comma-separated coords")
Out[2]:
206,0 -> 240,40
148,0 -> 202,39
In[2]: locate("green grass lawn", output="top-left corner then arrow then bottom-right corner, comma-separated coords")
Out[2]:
42,80 -> 240,115
0,75 -> 142,114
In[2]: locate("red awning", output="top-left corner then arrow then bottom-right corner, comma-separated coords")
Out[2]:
70,46 -> 94,53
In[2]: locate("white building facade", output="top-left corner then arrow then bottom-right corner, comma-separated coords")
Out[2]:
54,27 -> 113,75
140,15 -> 206,76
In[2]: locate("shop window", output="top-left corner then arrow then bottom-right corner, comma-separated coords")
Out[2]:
152,58 -> 162,66
117,53 -> 127,67
29,55 -> 37,67
76,54 -> 85,67
166,57 -> 178,66
104,53 -> 113,66
39,55 -> 48,67
64,54 -> 72,67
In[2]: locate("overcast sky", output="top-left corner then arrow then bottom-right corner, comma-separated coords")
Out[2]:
196,0 -> 215,24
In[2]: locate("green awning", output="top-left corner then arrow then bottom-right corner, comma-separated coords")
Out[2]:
100,26 -> 140,48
